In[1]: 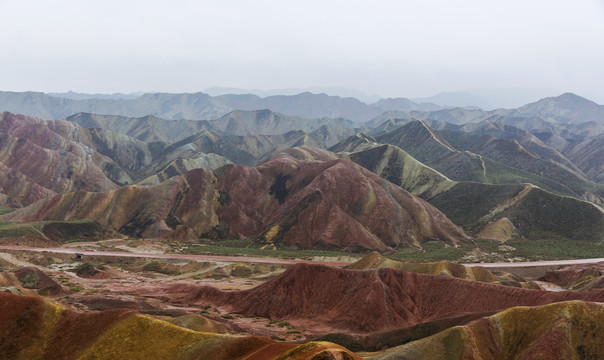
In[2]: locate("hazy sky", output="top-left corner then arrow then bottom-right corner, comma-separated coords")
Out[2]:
1,0 -> 603,105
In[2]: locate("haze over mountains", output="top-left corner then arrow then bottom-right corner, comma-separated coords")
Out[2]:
3,89 -> 604,125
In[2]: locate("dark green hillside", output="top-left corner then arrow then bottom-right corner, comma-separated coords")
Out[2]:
439,129 -> 604,202
503,187 -> 604,241
429,182 -> 604,242
376,121 -> 487,182
428,182 -> 525,229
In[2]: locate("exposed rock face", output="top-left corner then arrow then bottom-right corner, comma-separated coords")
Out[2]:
0,112 -> 125,193
0,293 -> 361,360
0,169 -> 220,240
165,264 -> 604,333
1,153 -> 466,249
0,162 -> 56,206
0,132 -> 118,194
13,267 -> 64,296
344,252 -> 535,288
539,262 -> 604,290
478,217 -> 515,242
364,301 -> 604,360
216,155 -> 468,251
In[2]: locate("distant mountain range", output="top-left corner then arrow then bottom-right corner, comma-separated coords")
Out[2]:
1,89 -> 604,253
0,90 -> 438,122
1,90 -> 603,124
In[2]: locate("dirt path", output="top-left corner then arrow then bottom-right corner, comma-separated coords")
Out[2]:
0,252 -> 38,268
2,245 -> 604,269
463,258 -> 604,268
0,246 -> 351,267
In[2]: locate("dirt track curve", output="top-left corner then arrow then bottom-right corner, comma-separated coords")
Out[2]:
0,245 -> 351,267
1,245 -> 604,268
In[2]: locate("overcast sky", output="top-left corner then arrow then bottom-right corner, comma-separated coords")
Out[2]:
1,0 -> 603,105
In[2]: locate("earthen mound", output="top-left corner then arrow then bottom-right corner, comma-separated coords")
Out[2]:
216,155 -> 468,251
345,252 -> 537,288
1,168 -> 220,240
540,262 -> 604,290
14,267 -> 64,295
364,301 -> 604,360
0,292 -> 361,359
164,263 -> 604,333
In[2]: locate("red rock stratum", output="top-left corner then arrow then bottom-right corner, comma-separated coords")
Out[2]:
0,293 -> 361,360
160,264 -> 604,333
216,155 -> 467,251
364,300 -> 604,360
2,152 -> 468,251
0,168 -> 219,239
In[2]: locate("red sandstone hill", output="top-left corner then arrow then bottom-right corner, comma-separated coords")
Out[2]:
364,300 -> 604,360
0,112 -> 123,196
0,293 -> 361,360
160,263 -> 604,333
216,155 -> 468,251
0,162 -> 56,207
2,152 -> 467,250
0,168 -> 220,239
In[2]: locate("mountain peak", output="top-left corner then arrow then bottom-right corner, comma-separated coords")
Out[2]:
514,92 -> 604,123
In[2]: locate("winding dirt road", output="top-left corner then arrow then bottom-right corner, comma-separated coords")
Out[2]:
1,245 -> 603,268
0,245 -> 351,267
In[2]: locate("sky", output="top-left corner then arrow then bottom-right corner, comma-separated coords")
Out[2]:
1,0 -> 603,106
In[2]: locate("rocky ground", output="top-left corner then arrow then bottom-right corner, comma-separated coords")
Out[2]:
4,239 -> 604,359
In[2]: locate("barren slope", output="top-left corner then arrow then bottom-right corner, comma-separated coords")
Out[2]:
216,154 -> 468,251
0,293 -> 360,360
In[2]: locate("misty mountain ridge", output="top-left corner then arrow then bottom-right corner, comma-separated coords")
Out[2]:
1,90 -> 602,124
411,91 -> 494,110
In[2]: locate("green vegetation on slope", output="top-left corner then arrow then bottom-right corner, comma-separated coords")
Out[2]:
507,235 -> 604,260
0,221 -> 48,238
0,219 -> 101,241
482,157 -> 580,196
175,239 -> 365,260
428,182 -> 526,230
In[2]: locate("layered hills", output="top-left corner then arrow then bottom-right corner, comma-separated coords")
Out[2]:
0,154 -> 467,251
0,293 -> 360,360
3,89 -> 604,360
326,122 -> 604,243
344,252 -> 538,288
0,90 -> 439,122
1,91 -> 604,255
160,263 -> 604,333
364,300 -> 604,360
329,135 -> 456,199
508,92 -> 604,124
215,155 -> 467,250
0,169 -> 219,240
0,112 -> 123,197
